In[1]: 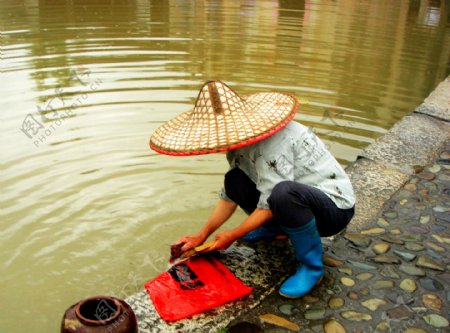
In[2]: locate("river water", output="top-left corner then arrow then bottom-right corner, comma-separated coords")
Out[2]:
1,0 -> 449,332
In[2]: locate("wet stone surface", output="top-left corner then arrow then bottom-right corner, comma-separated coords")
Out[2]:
231,141 -> 450,332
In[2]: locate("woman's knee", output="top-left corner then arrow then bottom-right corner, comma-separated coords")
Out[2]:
224,168 -> 260,211
224,168 -> 245,196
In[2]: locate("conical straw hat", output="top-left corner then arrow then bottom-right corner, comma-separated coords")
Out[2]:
149,80 -> 299,156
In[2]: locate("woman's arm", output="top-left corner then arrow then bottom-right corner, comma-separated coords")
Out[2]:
176,198 -> 238,251
199,198 -> 238,238
207,208 -> 273,251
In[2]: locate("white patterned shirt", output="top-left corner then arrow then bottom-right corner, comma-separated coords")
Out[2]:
220,121 -> 355,210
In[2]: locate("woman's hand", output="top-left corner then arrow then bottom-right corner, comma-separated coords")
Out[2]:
207,230 -> 238,252
175,234 -> 206,252
173,199 -> 238,253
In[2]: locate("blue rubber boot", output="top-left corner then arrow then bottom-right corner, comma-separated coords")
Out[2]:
279,219 -> 324,298
240,224 -> 285,242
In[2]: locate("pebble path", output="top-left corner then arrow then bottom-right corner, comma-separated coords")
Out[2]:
227,141 -> 450,332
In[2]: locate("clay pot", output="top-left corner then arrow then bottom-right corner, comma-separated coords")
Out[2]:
61,296 -> 138,333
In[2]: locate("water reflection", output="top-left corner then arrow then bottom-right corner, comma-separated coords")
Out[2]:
0,1 -> 449,333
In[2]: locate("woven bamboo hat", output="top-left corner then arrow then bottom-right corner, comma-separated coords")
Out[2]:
150,80 -> 299,156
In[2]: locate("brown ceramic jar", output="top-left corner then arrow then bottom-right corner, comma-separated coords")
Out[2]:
61,296 -> 138,333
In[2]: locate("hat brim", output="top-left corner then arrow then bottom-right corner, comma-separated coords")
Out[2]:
150,91 -> 299,156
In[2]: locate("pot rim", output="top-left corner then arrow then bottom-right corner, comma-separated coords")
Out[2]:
75,296 -> 122,326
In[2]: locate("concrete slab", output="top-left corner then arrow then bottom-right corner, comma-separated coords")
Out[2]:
359,113 -> 449,173
345,158 -> 410,232
415,76 -> 450,121
125,241 -> 295,333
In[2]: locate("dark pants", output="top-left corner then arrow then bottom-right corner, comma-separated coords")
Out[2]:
224,168 -> 354,237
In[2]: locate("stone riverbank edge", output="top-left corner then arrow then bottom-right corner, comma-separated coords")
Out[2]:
125,76 -> 450,333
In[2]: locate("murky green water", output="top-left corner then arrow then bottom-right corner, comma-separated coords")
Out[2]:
1,0 -> 449,332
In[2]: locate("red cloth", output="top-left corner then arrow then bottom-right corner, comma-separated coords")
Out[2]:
145,256 -> 253,322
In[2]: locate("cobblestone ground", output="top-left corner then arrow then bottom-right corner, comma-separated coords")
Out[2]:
227,141 -> 450,333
